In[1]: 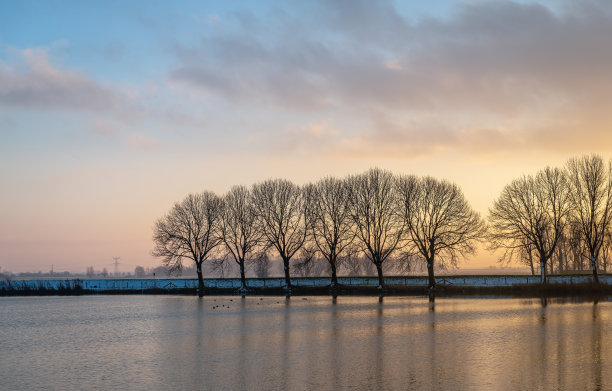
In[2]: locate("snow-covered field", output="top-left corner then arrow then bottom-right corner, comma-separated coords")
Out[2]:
1,274 -> 609,292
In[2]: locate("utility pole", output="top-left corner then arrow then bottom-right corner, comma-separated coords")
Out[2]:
112,257 -> 120,276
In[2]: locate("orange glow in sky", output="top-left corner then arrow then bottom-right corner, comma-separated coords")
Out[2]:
2,0 -> 612,272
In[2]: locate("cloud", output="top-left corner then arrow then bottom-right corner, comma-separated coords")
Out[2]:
272,121 -> 341,155
126,132 -> 163,150
92,120 -> 115,136
0,48 -> 116,110
167,0 -> 612,158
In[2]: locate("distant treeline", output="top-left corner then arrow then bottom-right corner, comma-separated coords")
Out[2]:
152,154 -> 612,296
0,266 -> 168,280
0,259 -> 423,281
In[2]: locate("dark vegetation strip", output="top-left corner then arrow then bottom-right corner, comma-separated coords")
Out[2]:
3,280 -> 612,298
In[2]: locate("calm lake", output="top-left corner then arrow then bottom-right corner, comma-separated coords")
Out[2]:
0,295 -> 610,390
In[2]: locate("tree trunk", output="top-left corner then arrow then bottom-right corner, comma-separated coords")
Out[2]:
560,248 -> 566,272
591,256 -> 600,285
239,260 -> 247,290
196,262 -> 204,297
376,263 -> 385,291
540,260 -> 547,284
573,250 -> 579,271
330,260 -> 338,289
283,257 -> 292,292
549,259 -> 553,275
528,248 -> 535,275
427,260 -> 436,290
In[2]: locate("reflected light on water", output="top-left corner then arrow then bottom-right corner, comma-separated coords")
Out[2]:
1,295 -> 611,390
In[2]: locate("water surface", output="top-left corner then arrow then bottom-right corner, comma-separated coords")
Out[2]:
0,295 -> 609,390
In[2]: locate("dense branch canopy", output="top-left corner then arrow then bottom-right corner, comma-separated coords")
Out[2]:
488,167 -> 570,264
566,154 -> 612,260
347,168 -> 404,265
220,185 -> 265,265
307,177 -> 355,264
397,175 -> 485,266
251,179 -> 308,261
152,192 -> 223,273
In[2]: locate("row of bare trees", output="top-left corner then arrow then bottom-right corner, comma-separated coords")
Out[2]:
152,154 -> 612,296
153,168 -> 485,296
488,155 -> 612,284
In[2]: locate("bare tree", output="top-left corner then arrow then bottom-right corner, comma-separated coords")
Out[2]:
397,175 -> 485,290
209,257 -> 234,278
152,192 -> 223,296
347,168 -> 404,291
134,266 -> 145,278
341,255 -> 366,276
522,240 -> 536,275
253,253 -> 272,278
566,155 -> 612,284
220,185 -> 265,291
293,249 -> 329,277
86,266 -> 95,278
252,179 -> 308,293
601,228 -> 612,272
306,177 -> 355,289
565,220 -> 587,271
488,167 -> 570,283
497,236 -> 536,274
552,231 -> 567,273
383,252 -> 417,275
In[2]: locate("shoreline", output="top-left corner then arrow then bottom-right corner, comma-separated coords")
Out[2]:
2,275 -> 612,298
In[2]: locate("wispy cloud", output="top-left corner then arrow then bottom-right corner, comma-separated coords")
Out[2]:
167,0 -> 612,158
0,48 -> 116,111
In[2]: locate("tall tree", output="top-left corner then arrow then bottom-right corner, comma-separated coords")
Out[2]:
566,155 -> 612,284
488,167 -> 570,283
306,177 -> 355,290
347,168 -> 404,291
397,175 -> 485,291
220,185 -> 265,292
252,179 -> 308,293
152,192 -> 223,296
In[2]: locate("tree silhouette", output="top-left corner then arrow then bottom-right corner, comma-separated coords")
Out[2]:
566,154 -> 612,284
397,175 -> 485,291
252,179 -> 308,294
306,177 -> 355,290
488,167 -> 570,283
220,185 -> 265,292
152,192 -> 223,296
347,168 -> 404,292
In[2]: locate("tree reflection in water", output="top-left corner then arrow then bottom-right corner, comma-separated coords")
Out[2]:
2,296 -> 612,390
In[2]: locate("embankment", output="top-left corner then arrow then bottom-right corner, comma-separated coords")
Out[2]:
2,275 -> 612,297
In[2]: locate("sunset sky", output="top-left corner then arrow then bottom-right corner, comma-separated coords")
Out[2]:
2,0 -> 612,273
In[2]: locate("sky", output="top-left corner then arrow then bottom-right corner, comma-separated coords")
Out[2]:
2,0 -> 612,273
